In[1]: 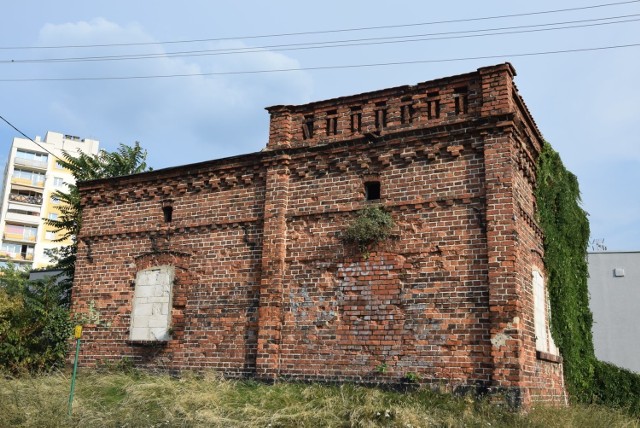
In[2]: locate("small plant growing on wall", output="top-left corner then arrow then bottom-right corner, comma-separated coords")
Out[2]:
375,362 -> 388,374
403,372 -> 420,383
343,205 -> 395,253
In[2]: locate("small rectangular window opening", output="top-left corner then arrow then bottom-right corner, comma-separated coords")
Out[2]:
302,115 -> 314,139
162,206 -> 173,223
375,102 -> 387,130
427,91 -> 440,119
365,181 -> 381,201
325,110 -> 338,136
350,107 -> 362,133
454,87 -> 468,115
400,97 -> 414,124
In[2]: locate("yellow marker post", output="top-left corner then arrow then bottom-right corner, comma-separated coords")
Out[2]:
68,325 -> 82,416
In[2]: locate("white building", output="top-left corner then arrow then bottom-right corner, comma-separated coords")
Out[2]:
588,251 -> 640,373
0,131 -> 99,268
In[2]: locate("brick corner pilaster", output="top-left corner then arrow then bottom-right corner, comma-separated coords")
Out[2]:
255,154 -> 291,379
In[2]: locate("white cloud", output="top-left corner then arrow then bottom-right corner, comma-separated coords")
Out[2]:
33,18 -> 314,168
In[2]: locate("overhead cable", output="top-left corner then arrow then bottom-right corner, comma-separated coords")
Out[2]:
0,114 -> 58,158
1,42 -> 638,82
3,14 -> 639,64
0,0 -> 638,50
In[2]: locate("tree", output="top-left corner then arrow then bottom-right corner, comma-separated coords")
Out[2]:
44,142 -> 151,293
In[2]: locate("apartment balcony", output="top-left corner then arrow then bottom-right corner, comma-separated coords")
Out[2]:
14,157 -> 48,170
11,177 -> 45,188
3,232 -> 37,243
5,211 -> 41,225
8,192 -> 43,205
0,251 -> 34,262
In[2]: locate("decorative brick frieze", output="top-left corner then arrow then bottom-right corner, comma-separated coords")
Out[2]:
71,63 -> 566,408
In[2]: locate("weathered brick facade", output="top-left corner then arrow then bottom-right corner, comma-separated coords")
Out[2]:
72,63 -> 566,407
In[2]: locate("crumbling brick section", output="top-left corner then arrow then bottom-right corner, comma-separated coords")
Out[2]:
71,63 -> 567,409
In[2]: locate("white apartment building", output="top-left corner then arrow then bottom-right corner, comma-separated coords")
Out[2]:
0,131 -> 99,268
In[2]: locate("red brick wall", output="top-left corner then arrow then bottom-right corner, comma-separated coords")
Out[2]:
74,158 -> 265,375
72,63 -> 566,407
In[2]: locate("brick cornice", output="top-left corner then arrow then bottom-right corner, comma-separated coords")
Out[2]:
80,119 -> 502,209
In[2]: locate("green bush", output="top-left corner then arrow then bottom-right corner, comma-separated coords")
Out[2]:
0,264 -> 72,373
593,361 -> 640,416
343,205 -> 395,252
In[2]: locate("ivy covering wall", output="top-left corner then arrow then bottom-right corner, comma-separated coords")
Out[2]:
535,141 -> 640,414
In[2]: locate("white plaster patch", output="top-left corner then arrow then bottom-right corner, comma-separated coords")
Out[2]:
129,265 -> 174,341
491,317 -> 519,348
491,332 -> 510,347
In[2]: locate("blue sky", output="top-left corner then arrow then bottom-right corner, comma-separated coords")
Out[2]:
1,0 -> 638,250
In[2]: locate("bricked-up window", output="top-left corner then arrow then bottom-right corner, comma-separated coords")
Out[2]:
325,110 -> 338,136
364,181 -> 381,200
350,107 -> 362,133
400,97 -> 414,124
426,91 -> 440,119
130,266 -> 174,342
454,87 -> 468,115
375,102 -> 387,130
302,114 -> 314,139
533,269 -> 559,355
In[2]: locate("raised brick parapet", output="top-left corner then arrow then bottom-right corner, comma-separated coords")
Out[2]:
71,63 -> 566,407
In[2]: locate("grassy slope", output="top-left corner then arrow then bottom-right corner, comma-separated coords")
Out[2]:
0,371 -> 637,428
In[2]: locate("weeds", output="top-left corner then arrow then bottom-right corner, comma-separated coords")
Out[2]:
0,371 -> 638,427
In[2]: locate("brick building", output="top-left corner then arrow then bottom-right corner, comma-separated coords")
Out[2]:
72,63 -> 566,407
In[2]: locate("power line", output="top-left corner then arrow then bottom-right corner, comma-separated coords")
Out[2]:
1,42 -> 638,82
0,114 -> 58,158
1,0 -> 638,50
3,14 -> 638,64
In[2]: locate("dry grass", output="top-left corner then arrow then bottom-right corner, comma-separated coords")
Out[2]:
0,370 -> 637,427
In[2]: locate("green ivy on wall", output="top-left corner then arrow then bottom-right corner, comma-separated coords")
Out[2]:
535,141 -> 595,401
536,141 -> 640,414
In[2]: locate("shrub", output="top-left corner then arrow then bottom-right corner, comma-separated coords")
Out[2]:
0,264 -> 72,373
343,205 -> 395,252
593,361 -> 640,416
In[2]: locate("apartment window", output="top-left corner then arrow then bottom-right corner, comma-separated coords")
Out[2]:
55,161 -> 65,169
46,231 -> 56,240
51,195 -> 60,204
0,243 -> 34,260
5,224 -> 37,241
15,150 -> 48,163
7,207 -> 39,217
53,177 -> 64,187
12,169 -> 45,185
48,213 -> 58,220
1,242 -> 22,255
130,266 -> 175,342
